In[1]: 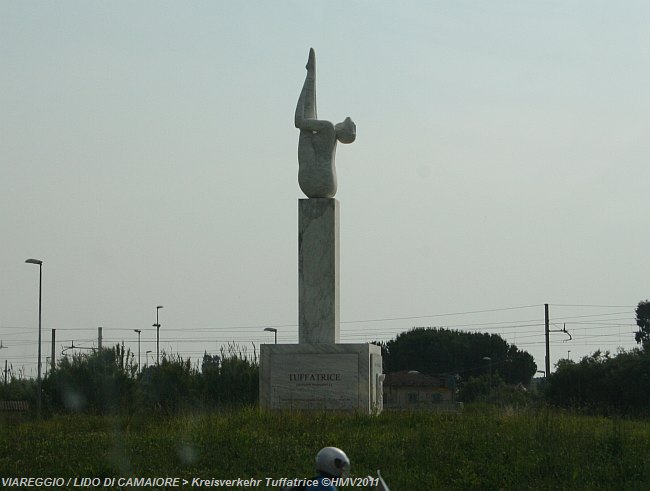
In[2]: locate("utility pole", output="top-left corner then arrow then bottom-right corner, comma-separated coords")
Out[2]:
0,339 -> 6,385
25,258 -> 43,418
154,305 -> 163,366
134,329 -> 141,374
98,327 -> 103,350
51,329 -> 56,372
545,303 -> 550,377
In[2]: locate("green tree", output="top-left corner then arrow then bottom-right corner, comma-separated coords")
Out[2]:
501,345 -> 537,385
458,373 -> 500,403
634,300 -> 650,349
381,327 -> 536,385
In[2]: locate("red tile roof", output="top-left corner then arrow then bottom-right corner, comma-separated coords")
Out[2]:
384,370 -> 446,388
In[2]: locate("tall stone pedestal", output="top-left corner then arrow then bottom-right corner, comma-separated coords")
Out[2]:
299,198 -> 339,344
260,343 -> 383,413
259,198 -> 384,413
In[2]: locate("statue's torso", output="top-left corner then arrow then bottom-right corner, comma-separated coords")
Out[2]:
298,128 -> 338,198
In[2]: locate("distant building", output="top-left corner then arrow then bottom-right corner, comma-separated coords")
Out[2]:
383,370 -> 459,411
0,400 -> 30,423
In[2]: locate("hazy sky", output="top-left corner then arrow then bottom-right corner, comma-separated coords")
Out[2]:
2,1 -> 648,378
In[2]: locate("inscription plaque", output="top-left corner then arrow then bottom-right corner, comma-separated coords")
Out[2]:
270,354 -> 359,410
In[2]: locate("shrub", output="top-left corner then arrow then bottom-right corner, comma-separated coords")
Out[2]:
43,345 -> 136,414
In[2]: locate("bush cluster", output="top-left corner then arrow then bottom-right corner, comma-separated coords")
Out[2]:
546,349 -> 650,416
1,344 -> 259,415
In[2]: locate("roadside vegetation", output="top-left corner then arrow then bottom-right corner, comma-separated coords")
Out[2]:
1,408 -> 649,489
3,301 -> 650,488
0,343 -> 258,416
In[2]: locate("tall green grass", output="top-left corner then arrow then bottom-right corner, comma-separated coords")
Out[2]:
2,407 -> 649,490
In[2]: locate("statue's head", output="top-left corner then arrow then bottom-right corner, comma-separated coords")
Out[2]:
335,117 -> 356,144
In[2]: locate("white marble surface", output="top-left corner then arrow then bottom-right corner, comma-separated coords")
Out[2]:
295,48 -> 356,199
259,343 -> 382,413
298,198 -> 339,344
371,353 -> 384,412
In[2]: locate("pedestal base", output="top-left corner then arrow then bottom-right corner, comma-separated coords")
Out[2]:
259,343 -> 383,413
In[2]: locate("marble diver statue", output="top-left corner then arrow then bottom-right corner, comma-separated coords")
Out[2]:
295,48 -> 356,198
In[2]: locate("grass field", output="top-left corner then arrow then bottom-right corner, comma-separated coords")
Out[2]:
2,406 -> 650,490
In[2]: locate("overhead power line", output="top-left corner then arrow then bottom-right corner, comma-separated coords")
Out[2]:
549,304 -> 635,308
3,304 -> 637,335
340,304 -> 541,324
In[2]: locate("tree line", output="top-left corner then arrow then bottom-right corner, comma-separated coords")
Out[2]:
0,344 -> 258,415
3,300 -> 650,416
545,300 -> 650,416
2,327 -> 538,414
546,349 -> 650,416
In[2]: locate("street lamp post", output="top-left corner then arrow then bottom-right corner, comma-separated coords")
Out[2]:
154,305 -> 163,366
146,350 -> 152,368
263,327 -> 278,344
1,340 -> 6,387
25,258 -> 43,418
134,329 -> 141,373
